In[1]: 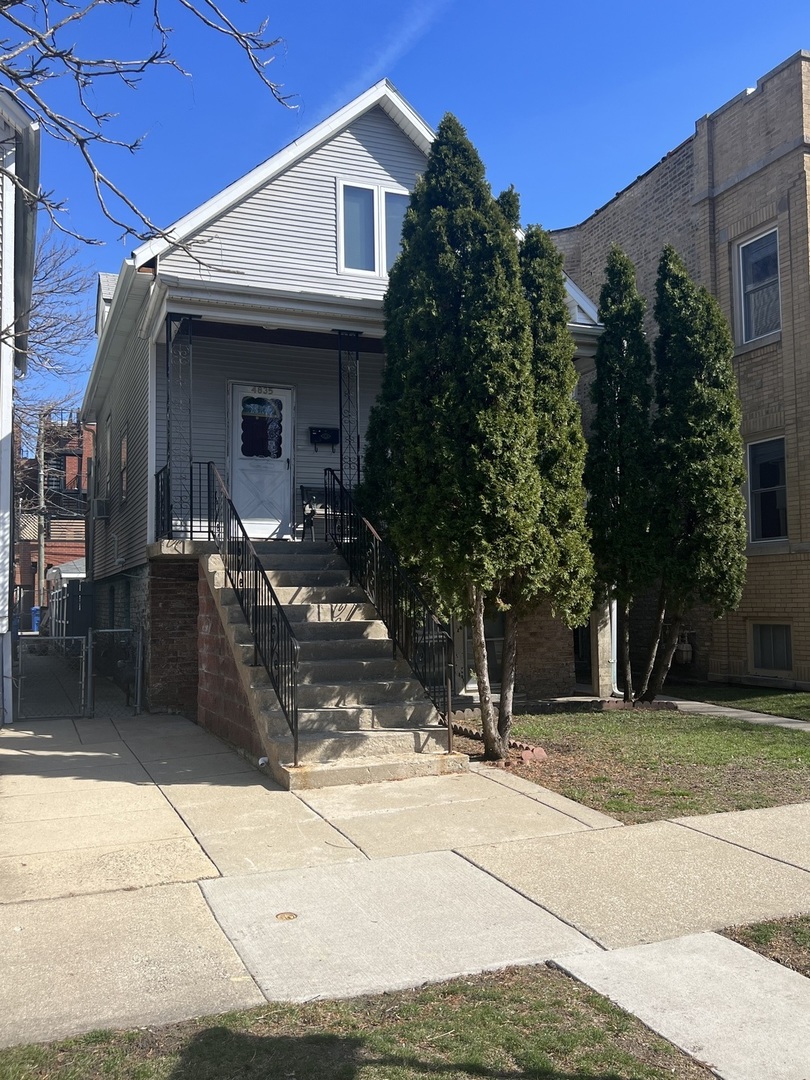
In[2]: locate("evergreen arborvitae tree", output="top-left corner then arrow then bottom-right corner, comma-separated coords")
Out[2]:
364,114 -> 543,759
637,245 -> 747,700
505,225 -> 593,719
584,246 -> 654,700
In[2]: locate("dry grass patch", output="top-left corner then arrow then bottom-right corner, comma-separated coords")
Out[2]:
0,966 -> 714,1079
456,707 -> 810,823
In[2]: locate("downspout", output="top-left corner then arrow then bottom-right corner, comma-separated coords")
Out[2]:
610,597 -> 618,696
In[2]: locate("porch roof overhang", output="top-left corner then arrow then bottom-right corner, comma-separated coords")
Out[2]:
81,261 -> 154,419
569,321 -> 602,364
155,275 -> 386,339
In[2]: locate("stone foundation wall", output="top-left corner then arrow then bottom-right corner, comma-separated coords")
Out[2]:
197,566 -> 263,758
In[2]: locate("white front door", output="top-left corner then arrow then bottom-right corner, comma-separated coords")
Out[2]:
230,383 -> 293,539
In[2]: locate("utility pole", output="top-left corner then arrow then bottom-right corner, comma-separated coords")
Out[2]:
36,408 -> 47,609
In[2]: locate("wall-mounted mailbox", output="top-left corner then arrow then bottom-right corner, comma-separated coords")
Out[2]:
309,427 -> 340,452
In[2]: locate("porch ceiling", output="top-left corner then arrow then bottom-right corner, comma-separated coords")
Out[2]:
189,321 -> 385,354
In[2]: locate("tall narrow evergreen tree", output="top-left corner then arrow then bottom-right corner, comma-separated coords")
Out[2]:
503,225 -> 593,724
364,114 -> 544,759
584,246 -> 654,700
637,245 -> 747,700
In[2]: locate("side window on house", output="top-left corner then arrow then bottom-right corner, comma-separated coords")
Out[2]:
339,183 -> 409,275
384,191 -> 409,271
753,623 -> 792,672
740,230 -> 780,342
104,414 -> 111,498
749,438 -> 787,541
120,424 -> 128,502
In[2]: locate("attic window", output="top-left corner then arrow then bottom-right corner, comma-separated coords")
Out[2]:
338,182 -> 409,276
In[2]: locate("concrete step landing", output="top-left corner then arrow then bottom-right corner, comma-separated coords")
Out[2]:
203,547 -> 467,788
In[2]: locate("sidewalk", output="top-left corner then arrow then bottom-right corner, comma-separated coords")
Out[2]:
2,706 -> 810,1079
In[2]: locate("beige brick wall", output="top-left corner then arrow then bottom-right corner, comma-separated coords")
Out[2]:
553,51 -> 810,687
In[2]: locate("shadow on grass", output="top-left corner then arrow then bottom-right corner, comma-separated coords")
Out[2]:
167,1025 -> 639,1080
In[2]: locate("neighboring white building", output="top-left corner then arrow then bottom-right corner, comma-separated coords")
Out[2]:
0,91 -> 39,724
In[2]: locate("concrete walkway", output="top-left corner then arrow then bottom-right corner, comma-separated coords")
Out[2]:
2,709 -> 810,1079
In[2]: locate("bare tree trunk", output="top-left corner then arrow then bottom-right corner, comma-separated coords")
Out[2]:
498,607 -> 518,747
621,599 -> 633,702
470,584 -> 503,760
644,613 -> 683,702
636,584 -> 666,701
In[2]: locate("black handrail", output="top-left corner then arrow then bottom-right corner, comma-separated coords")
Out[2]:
154,463 -> 210,540
323,469 -> 453,751
155,464 -> 171,539
207,463 -> 300,766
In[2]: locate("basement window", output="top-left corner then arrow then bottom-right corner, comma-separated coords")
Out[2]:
752,623 -> 792,673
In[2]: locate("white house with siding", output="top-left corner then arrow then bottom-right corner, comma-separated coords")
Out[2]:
81,80 -> 603,765
0,92 -> 38,724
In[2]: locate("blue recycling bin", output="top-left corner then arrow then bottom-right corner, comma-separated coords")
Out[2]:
30,606 -> 40,632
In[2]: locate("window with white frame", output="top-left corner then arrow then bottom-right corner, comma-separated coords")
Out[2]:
752,623 -> 792,672
339,182 -> 410,276
739,229 -> 780,342
748,437 -> 787,541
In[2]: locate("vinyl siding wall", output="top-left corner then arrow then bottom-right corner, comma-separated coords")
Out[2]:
93,332 -> 151,578
154,335 -> 384,527
159,106 -> 426,299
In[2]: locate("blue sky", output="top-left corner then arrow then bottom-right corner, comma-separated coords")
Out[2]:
20,2 -> 810,274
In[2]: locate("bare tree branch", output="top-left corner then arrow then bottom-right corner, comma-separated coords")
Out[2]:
0,0 -> 294,243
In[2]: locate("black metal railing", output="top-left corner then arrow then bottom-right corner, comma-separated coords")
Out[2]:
208,463 -> 300,765
154,462 -> 211,540
155,464 -> 170,539
324,468 -> 453,750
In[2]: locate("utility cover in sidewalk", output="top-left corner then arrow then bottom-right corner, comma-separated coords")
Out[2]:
201,849 -> 598,1001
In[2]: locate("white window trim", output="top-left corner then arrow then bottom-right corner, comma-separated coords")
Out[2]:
337,179 -> 410,278
747,435 -> 787,544
737,227 -> 781,345
750,620 -> 793,676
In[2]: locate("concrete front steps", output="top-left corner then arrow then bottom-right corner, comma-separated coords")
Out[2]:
203,541 -> 468,789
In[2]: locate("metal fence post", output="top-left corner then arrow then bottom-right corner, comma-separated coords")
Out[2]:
134,626 -> 144,715
85,627 -> 94,718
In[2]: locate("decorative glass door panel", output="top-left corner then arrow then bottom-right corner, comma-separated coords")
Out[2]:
230,383 -> 292,538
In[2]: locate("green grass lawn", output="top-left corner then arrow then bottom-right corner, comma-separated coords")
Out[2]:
0,967 -> 713,1080
665,682 -> 810,722
723,914 -> 810,978
503,708 -> 810,823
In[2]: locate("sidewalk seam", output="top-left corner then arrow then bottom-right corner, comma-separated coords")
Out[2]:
451,848 -> 608,951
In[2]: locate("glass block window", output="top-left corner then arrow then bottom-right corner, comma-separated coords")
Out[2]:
741,230 -> 780,342
240,396 -> 283,458
749,438 -> 787,541
753,624 -> 792,671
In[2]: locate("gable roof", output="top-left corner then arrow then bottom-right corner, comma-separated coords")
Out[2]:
132,79 -> 434,268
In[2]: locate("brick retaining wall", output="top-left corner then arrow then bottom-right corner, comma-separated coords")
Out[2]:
197,565 -> 263,759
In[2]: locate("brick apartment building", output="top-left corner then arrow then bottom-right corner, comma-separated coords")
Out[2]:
15,415 -> 93,629
554,50 -> 810,689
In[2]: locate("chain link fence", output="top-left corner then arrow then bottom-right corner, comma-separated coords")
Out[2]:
15,627 -> 144,721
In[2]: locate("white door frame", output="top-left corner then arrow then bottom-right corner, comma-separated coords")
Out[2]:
227,380 -> 296,539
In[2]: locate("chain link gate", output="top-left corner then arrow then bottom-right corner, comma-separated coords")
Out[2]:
15,627 -> 144,721
16,635 -> 87,720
